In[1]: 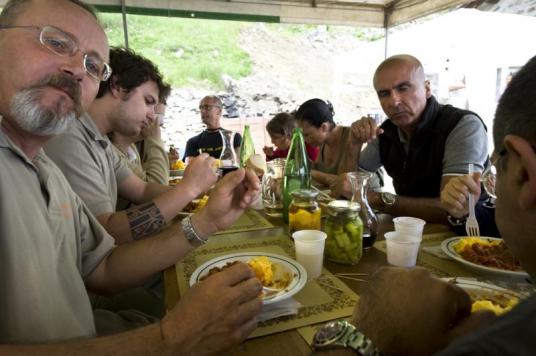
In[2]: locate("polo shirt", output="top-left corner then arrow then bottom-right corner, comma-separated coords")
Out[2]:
113,139 -> 169,211
45,113 -> 133,217
0,127 -> 115,343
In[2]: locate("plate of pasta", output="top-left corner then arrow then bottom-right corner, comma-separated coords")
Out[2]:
441,236 -> 528,278
190,252 -> 307,305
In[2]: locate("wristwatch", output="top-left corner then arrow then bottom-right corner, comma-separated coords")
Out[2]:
312,320 -> 381,355
380,192 -> 396,213
181,215 -> 207,247
447,214 -> 468,227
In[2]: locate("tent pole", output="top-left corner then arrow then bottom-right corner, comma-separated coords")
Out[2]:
383,6 -> 390,58
121,0 -> 130,48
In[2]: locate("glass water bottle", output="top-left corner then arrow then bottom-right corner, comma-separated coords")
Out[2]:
283,128 -> 311,223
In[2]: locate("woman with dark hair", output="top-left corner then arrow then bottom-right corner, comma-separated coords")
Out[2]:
295,99 -> 360,186
263,112 -> 319,162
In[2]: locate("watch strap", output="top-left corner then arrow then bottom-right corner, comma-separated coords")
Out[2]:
380,192 -> 396,213
344,324 -> 381,356
181,215 -> 207,247
447,214 -> 468,226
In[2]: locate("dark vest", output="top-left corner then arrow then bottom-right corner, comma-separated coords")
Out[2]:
379,96 -> 485,198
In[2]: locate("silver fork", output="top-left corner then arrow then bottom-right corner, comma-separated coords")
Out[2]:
465,163 -> 481,236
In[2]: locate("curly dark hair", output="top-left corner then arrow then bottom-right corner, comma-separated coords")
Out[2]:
294,98 -> 335,128
97,47 -> 171,104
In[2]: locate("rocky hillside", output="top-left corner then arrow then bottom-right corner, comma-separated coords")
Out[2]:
161,24 -> 385,154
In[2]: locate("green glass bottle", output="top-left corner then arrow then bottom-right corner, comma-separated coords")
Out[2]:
239,125 -> 255,168
283,128 -> 311,223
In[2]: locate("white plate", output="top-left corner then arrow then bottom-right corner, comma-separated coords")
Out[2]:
189,252 -> 307,305
441,236 -> 528,278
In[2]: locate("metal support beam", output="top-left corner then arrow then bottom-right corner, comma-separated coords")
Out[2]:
121,0 -> 129,48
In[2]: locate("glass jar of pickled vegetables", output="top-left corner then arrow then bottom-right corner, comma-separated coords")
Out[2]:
323,200 -> 363,265
288,189 -> 321,235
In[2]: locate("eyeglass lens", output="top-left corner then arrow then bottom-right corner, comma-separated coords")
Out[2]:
40,26 -> 111,81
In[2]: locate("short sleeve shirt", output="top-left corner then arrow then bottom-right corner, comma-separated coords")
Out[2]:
358,114 -> 488,175
0,129 -> 115,343
183,129 -> 242,159
44,113 -> 133,217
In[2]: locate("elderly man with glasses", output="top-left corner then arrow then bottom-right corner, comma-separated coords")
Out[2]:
183,95 -> 242,161
0,0 -> 262,353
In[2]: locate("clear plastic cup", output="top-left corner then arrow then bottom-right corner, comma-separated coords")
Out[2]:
393,217 -> 426,238
292,230 -> 327,278
384,231 -> 421,268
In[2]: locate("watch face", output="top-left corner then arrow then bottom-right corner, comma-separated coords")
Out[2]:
382,192 -> 395,205
313,321 -> 346,346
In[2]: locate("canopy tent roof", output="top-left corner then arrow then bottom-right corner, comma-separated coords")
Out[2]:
1,0 -> 532,28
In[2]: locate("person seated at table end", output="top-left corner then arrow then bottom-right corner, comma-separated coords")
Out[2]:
331,54 -> 488,223
311,54 -> 536,356
183,95 -> 242,161
263,112 -> 319,162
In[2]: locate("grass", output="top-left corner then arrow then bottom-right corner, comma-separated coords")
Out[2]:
100,13 -> 253,88
99,14 -> 382,89
266,22 -> 384,41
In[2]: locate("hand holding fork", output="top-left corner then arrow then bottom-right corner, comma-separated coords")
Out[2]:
465,163 -> 481,237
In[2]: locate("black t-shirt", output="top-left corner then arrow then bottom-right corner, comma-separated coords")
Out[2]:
436,294 -> 536,355
183,129 -> 242,160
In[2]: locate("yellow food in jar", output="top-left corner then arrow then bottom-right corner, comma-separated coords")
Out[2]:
289,206 -> 321,233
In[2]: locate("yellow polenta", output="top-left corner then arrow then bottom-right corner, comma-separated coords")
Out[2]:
248,256 -> 273,285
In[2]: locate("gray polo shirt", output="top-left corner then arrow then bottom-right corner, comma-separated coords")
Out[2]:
45,113 -> 133,217
358,114 -> 488,175
0,129 -> 115,343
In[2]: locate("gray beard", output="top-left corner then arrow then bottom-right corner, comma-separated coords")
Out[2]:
10,88 -> 76,136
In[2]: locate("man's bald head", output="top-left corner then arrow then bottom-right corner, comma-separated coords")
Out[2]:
373,54 -> 426,89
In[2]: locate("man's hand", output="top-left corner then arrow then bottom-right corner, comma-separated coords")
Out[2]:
330,173 -> 352,199
141,118 -> 161,139
192,168 -> 261,237
352,267 -> 494,356
263,146 -> 274,157
440,174 -> 481,218
180,154 -> 219,197
161,263 -> 263,355
350,116 -> 384,144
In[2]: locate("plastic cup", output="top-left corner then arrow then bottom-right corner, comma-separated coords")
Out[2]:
384,231 -> 421,268
292,230 -> 327,279
393,217 -> 426,238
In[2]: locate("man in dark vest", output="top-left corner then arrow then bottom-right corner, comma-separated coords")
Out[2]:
338,54 -> 488,223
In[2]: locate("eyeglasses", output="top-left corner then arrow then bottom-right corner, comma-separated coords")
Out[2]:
199,104 -> 221,111
0,25 -> 112,82
480,149 -> 506,199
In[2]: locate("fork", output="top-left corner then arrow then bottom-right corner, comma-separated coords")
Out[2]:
465,163 -> 481,237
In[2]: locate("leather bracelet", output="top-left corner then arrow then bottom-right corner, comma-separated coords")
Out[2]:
181,215 -> 207,247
